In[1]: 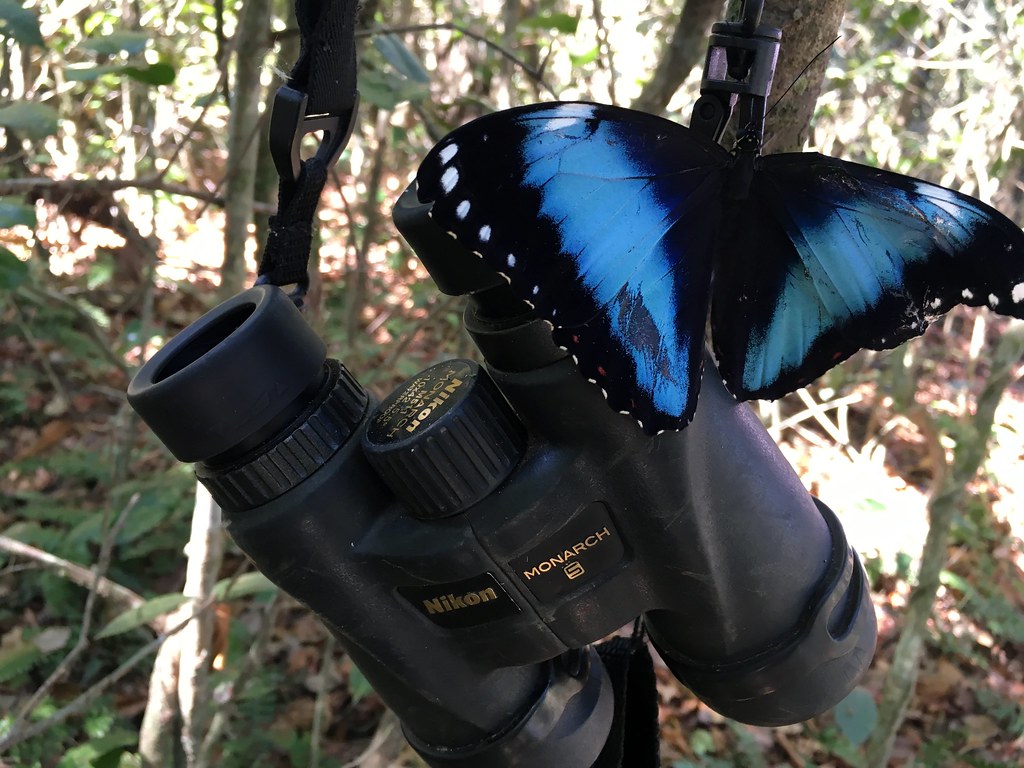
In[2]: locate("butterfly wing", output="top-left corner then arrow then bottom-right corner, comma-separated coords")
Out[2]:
712,153 -> 1024,400
415,102 -> 731,432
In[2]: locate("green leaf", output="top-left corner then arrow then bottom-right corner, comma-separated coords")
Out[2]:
65,61 -> 176,86
570,45 -> 599,67
0,197 -> 35,227
212,571 -> 277,601
81,31 -> 149,56
123,61 -> 176,86
0,100 -> 59,139
373,34 -> 430,84
348,662 -> 374,703
834,686 -> 878,747
64,64 -> 125,82
359,68 -> 429,109
57,730 -> 136,768
95,593 -> 188,639
0,640 -> 43,683
0,0 -> 43,47
518,13 -> 579,34
0,245 -> 28,289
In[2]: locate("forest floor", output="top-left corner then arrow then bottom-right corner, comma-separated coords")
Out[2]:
1,208 -> 1022,768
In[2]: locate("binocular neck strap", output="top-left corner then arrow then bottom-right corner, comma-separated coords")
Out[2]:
257,0 -> 361,305
593,629 -> 661,768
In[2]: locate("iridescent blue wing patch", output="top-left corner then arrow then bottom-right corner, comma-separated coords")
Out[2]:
416,102 -> 731,431
712,153 -> 1024,399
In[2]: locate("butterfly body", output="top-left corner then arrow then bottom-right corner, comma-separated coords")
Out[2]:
413,101 -> 1024,433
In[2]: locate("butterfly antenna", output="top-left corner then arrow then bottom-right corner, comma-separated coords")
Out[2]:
763,36 -> 840,122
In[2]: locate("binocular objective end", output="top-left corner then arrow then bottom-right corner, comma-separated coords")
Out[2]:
648,499 -> 877,727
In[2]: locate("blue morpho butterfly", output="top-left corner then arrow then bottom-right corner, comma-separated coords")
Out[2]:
412,101 -> 1024,434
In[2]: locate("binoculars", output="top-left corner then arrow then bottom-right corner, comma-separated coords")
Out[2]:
126,186 -> 876,768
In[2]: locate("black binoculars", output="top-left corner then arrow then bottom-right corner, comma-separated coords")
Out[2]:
126,186 -> 876,768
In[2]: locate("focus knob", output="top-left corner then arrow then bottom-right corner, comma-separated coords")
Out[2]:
362,360 -> 526,519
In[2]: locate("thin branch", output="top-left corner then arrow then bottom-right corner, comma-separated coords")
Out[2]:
309,632 -> 337,768
6,294 -> 70,409
195,592 -> 282,768
10,494 -> 140,729
19,284 -> 131,378
0,594 -> 213,754
381,295 -> 460,371
0,175 -> 226,207
0,535 -> 146,617
358,23 -> 558,97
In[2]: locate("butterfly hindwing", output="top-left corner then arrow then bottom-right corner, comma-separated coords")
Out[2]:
416,102 -> 730,431
712,152 -> 1024,400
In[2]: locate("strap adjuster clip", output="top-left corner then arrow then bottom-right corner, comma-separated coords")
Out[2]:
269,85 -> 359,182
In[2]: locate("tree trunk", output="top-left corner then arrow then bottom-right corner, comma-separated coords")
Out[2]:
759,0 -> 848,153
632,0 -> 725,116
221,0 -> 273,297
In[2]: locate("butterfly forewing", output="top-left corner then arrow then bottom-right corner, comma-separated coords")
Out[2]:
416,102 -> 731,432
712,153 -> 1024,400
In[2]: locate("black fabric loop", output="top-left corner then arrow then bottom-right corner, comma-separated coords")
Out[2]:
259,156 -> 330,289
592,632 -> 661,768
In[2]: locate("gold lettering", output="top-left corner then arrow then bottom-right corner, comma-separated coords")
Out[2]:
478,587 -> 496,602
523,567 -> 541,580
423,597 -> 445,615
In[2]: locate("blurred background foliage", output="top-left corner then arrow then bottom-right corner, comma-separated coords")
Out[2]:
0,0 -> 1022,766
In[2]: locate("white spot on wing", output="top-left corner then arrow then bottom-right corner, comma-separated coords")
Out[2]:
1013,282 -> 1024,303
532,285 -> 539,296
930,298 -> 942,310
439,144 -> 458,164
440,167 -> 458,194
479,225 -> 491,242
989,293 -> 1000,307
456,200 -> 471,219
962,289 -> 974,300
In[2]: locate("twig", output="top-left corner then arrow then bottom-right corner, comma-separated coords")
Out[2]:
18,284 -> 131,378
591,0 -> 618,105
0,535 -> 146,617
381,295 -> 460,371
357,23 -> 558,97
339,710 -> 403,768
772,392 -> 862,437
6,294 -> 70,409
9,494 -> 140,730
177,483 -> 225,767
195,592 -> 282,768
309,632 -> 337,768
0,175 -> 232,207
156,53 -> 232,183
865,319 -> 1024,768
0,590 -> 220,755
346,111 -> 389,343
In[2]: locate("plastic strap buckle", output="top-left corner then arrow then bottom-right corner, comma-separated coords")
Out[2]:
269,84 -> 360,183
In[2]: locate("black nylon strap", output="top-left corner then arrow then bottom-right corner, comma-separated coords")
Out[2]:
592,630 -> 661,768
257,0 -> 360,300
291,0 -> 358,117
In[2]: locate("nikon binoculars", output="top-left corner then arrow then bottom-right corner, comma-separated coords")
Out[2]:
127,188 -> 877,768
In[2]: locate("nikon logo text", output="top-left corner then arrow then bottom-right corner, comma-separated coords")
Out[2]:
422,587 -> 498,615
521,527 -> 612,580
405,378 -> 463,434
